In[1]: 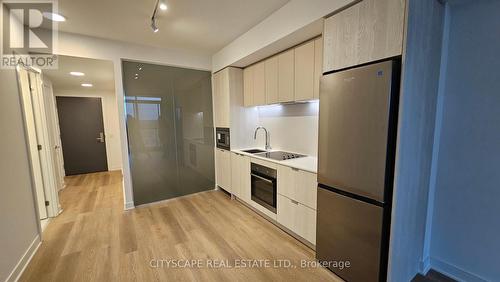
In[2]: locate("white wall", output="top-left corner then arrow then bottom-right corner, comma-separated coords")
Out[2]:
388,1 -> 445,281
255,102 -> 319,156
427,1 -> 500,281
212,0 -> 354,71
0,68 -> 41,282
54,89 -> 123,171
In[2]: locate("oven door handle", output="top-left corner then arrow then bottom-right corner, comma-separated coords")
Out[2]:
251,173 -> 274,184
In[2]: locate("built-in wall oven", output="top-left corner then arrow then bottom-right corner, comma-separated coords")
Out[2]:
216,127 -> 230,150
251,163 -> 277,213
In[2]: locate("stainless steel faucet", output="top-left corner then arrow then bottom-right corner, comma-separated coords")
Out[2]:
254,126 -> 271,150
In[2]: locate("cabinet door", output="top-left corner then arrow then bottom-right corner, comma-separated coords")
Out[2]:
295,169 -> 318,210
296,203 -> 317,244
230,153 -> 241,197
265,56 -> 279,104
323,0 -> 405,72
278,49 -> 295,103
219,69 -> 230,127
323,4 -> 359,73
253,61 -> 266,105
278,166 -> 317,210
313,37 -> 323,99
277,194 -> 296,231
243,66 -> 254,106
240,155 -> 251,203
357,0 -> 404,64
277,165 -> 294,199
215,149 -> 231,191
213,70 -> 230,127
294,40 -> 315,101
213,72 -> 222,126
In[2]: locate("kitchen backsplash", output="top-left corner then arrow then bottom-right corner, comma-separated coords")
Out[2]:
256,101 -> 319,156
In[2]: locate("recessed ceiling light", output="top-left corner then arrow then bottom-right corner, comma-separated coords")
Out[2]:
81,83 -> 93,87
159,3 -> 168,10
42,12 -> 66,22
69,71 -> 85,76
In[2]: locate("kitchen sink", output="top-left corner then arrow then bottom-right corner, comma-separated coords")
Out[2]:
242,149 -> 267,154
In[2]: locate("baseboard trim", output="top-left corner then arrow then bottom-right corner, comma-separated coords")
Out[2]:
108,167 -> 123,172
124,201 -> 135,210
430,257 -> 488,282
5,235 -> 41,282
420,256 -> 431,274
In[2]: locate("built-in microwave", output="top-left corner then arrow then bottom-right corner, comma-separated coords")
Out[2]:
216,127 -> 230,150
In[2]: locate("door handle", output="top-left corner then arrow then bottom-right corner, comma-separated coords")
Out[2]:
96,132 -> 105,143
250,173 -> 274,184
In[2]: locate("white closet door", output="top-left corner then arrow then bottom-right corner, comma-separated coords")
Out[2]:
17,67 -> 48,219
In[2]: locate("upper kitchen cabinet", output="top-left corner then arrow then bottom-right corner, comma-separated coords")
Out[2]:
278,49 -> 295,103
212,67 -> 243,128
243,62 -> 266,107
265,56 -> 279,104
313,37 -> 323,99
323,0 -> 405,72
243,61 -> 266,107
242,36 -> 322,106
253,61 -> 266,105
294,40 -> 315,101
243,66 -> 254,107
213,69 -> 230,127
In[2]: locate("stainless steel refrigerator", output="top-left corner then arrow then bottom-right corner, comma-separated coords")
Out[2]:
316,59 -> 400,282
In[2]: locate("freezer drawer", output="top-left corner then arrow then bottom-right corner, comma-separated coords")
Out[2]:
316,186 -> 387,282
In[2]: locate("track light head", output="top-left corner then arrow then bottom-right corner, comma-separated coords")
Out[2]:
151,18 -> 159,32
150,0 -> 161,33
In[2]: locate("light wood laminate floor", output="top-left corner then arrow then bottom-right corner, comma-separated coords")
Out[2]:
20,171 -> 341,282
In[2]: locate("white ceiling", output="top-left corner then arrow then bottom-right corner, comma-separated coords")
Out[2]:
43,56 -> 115,92
55,0 -> 290,56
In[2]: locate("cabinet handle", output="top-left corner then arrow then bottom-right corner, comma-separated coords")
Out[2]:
292,168 -> 300,171
291,199 -> 299,205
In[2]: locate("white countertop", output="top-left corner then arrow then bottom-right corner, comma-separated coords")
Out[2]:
231,148 -> 318,173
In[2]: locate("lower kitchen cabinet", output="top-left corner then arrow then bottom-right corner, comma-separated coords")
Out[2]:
230,152 -> 251,202
277,165 -> 317,209
277,194 -> 296,231
277,194 -> 317,245
215,148 -> 231,192
295,203 -> 316,245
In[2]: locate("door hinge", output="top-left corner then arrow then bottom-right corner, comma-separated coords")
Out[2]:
37,144 -> 42,151
45,200 -> 50,206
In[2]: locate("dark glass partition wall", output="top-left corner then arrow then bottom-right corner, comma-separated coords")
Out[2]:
122,61 -> 214,205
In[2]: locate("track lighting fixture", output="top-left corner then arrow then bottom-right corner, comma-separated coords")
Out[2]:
151,0 -> 163,33
151,17 -> 159,33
